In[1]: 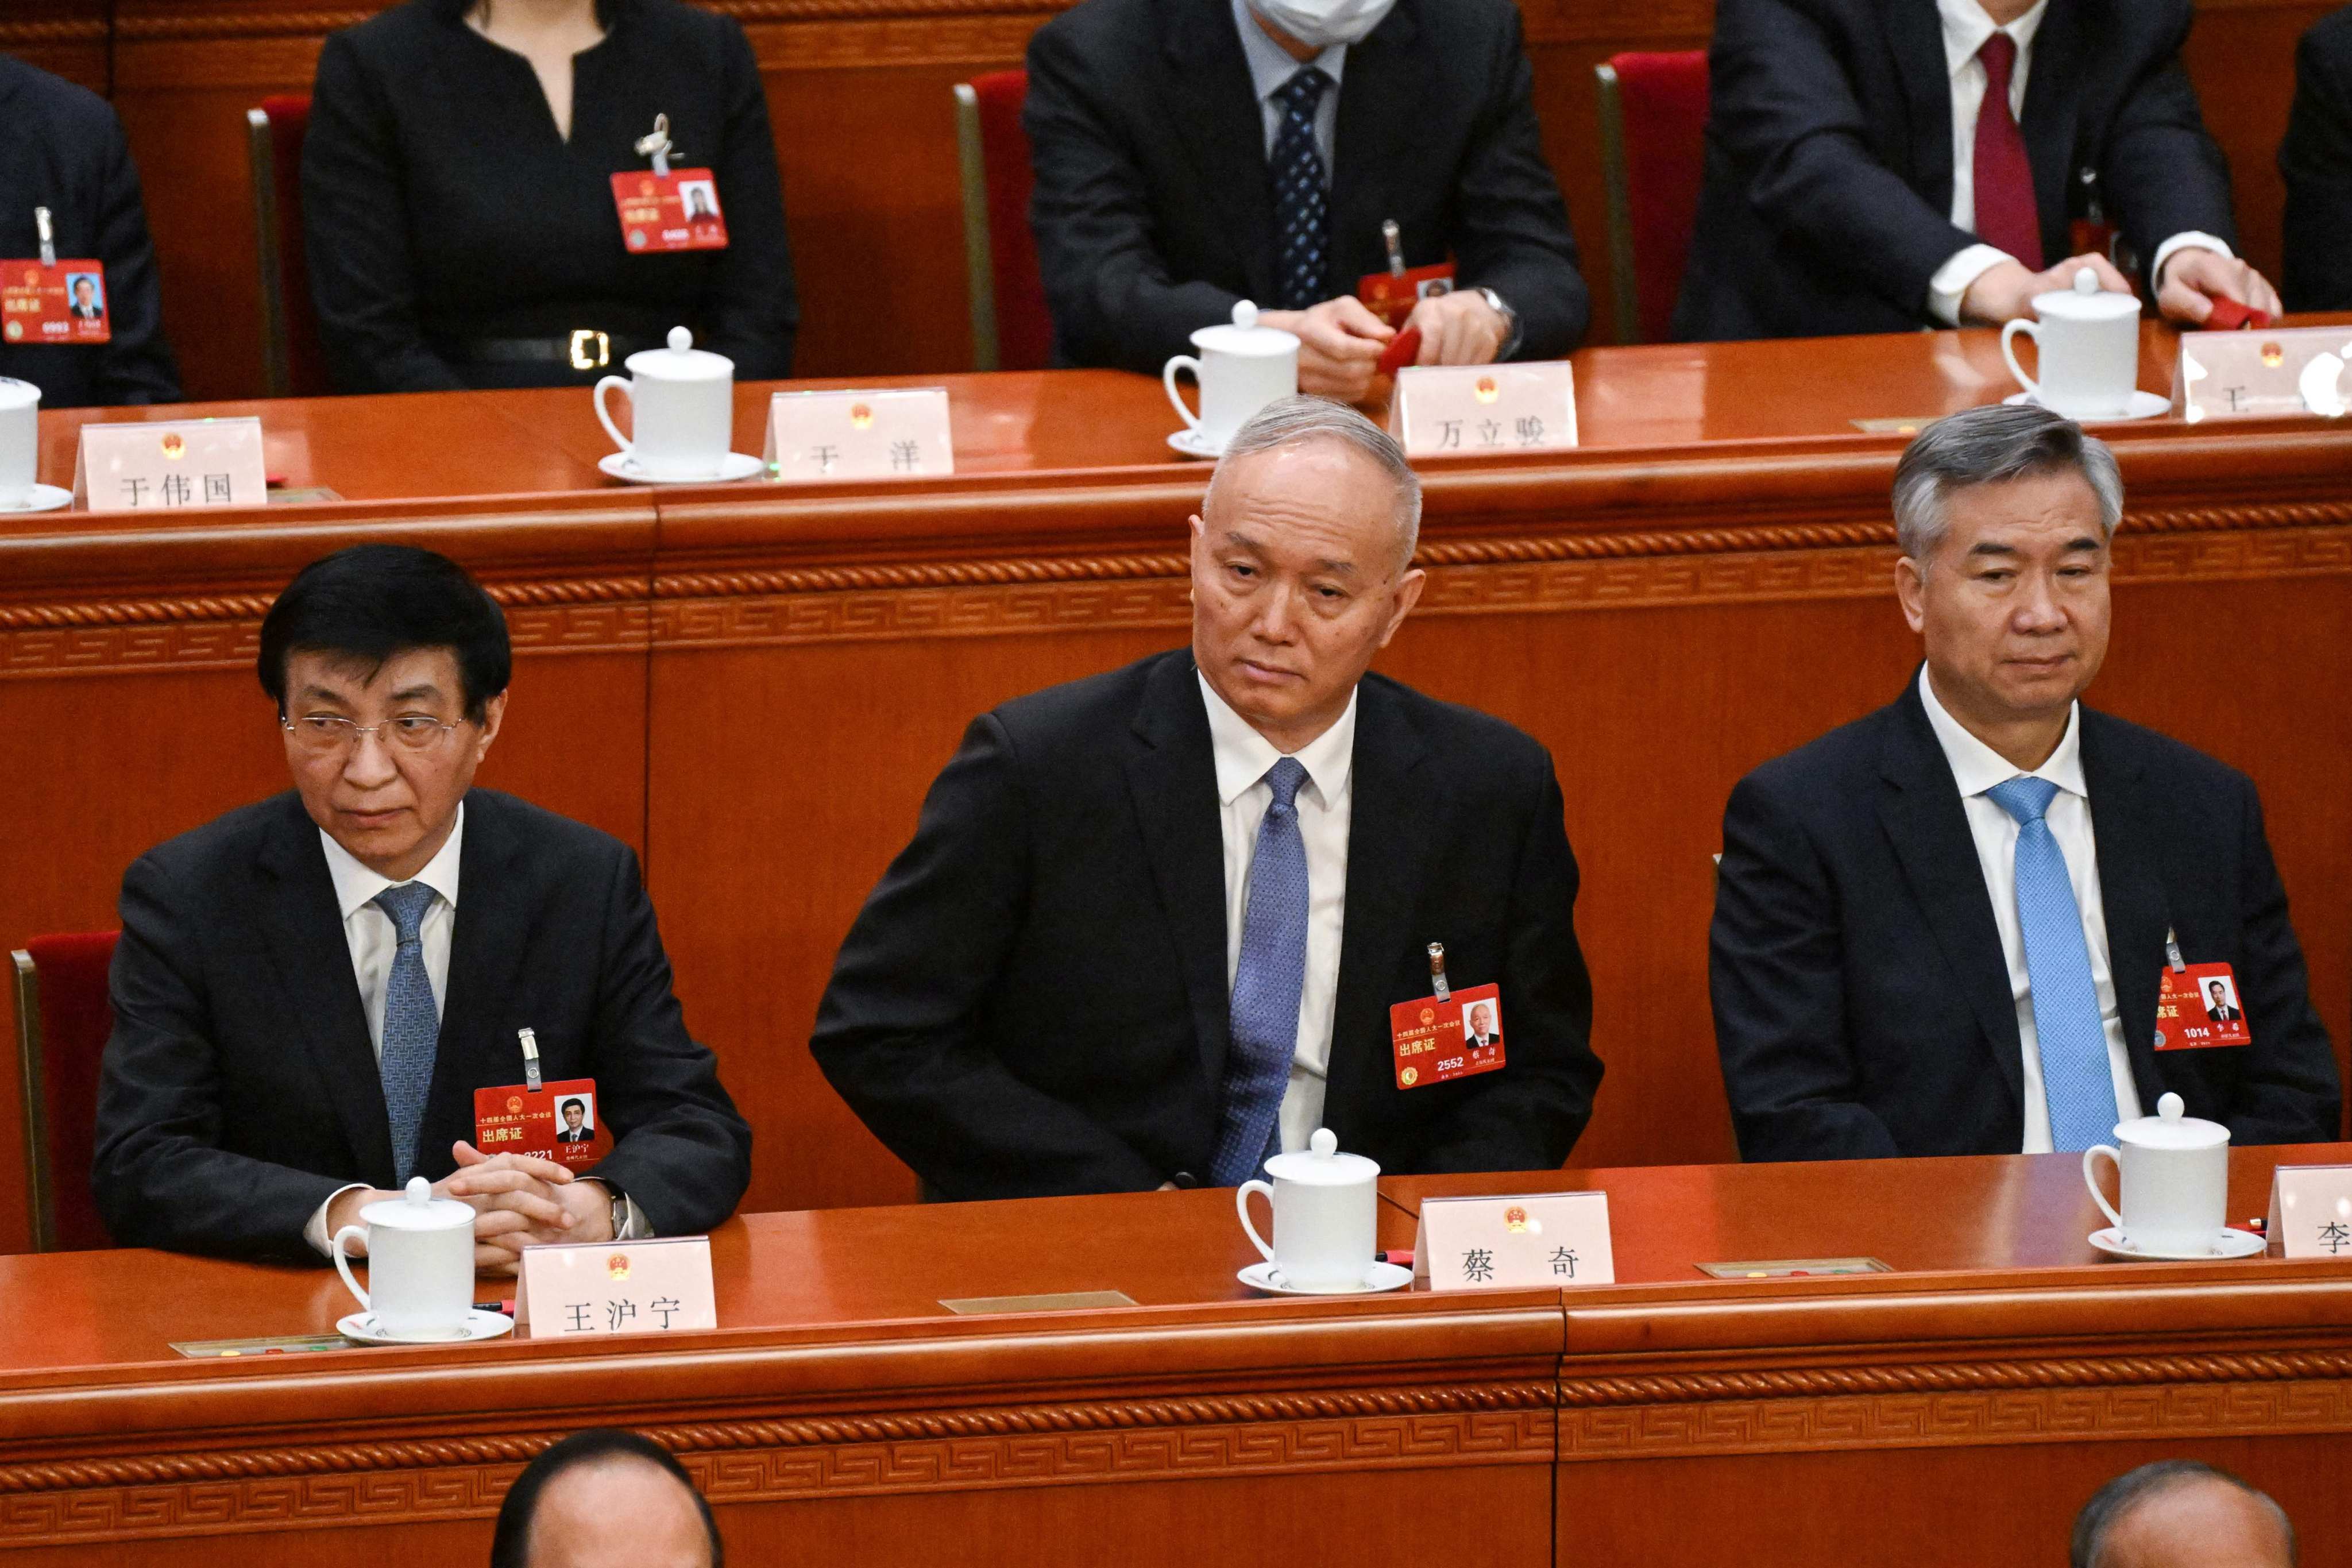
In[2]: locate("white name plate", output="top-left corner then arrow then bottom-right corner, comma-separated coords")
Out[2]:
1411,1191 -> 1614,1291
2174,326 -> 2352,422
1391,362 -> 1577,458
764,387 -> 954,482
2265,1165 -> 2352,1258
73,417 -> 265,512
517,1234 -> 716,1338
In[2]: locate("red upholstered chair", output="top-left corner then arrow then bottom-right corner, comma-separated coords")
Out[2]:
10,932 -> 120,1252
1594,51 -> 1710,344
953,72 -> 1052,372
246,95 -> 331,397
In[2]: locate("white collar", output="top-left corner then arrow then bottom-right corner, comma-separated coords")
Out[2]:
1938,0 -> 2050,77
1198,671 -> 1357,810
321,800 -> 466,922
1231,0 -> 1348,104
1918,665 -> 2085,801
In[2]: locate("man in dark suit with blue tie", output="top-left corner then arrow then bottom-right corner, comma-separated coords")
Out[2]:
1711,405 -> 2338,1160
812,397 -> 1601,1197
92,546 -> 750,1265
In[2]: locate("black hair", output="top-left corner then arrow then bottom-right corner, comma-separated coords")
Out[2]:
257,545 -> 510,721
561,1098 -> 586,1115
2071,1461 -> 2294,1568
490,1430 -> 720,1568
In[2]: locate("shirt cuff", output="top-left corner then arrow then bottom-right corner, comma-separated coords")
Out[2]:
1929,244 -> 2018,326
306,1183 -> 374,1257
2152,231 -> 2234,289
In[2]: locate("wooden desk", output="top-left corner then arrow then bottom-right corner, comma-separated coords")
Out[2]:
5,1148 -> 2351,1565
5,329 -> 2350,1249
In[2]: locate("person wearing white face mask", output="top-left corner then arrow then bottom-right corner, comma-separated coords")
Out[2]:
1022,0 -> 1588,401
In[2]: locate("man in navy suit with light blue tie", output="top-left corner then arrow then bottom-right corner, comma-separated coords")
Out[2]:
1711,405 -> 2338,1160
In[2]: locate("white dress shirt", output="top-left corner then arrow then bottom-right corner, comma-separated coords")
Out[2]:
1231,0 -> 1346,172
1200,672 -> 1355,1157
1925,0 -> 2230,323
1919,667 -> 2143,1152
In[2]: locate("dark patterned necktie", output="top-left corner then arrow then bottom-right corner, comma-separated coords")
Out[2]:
1973,33 -> 2044,269
373,882 -> 441,1185
1211,758 -> 1310,1185
1270,68 -> 1334,311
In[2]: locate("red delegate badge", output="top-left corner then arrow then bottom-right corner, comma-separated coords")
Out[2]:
2155,963 -> 2251,1051
1392,982 -> 1504,1089
474,1077 -> 612,1170
2,260 -> 111,344
1357,262 -> 1455,330
611,169 -> 728,253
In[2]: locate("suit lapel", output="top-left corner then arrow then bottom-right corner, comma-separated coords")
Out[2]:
2081,712 -> 2168,1103
1123,656 -> 1237,1088
1328,1 -> 1419,283
423,793 -> 535,1160
1326,680 -> 1432,1118
1887,0 -> 1956,213
2019,0 -> 2084,258
1876,680 -> 2025,1108
1164,0 -> 1277,302
255,796 -> 396,1185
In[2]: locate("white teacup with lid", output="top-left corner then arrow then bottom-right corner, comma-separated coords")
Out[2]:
331,1176 -> 477,1340
2002,267 -> 2142,419
594,326 -> 735,480
1236,1127 -> 1380,1291
2083,1092 -> 2231,1256
1164,300 -> 1300,454
0,376 -> 38,507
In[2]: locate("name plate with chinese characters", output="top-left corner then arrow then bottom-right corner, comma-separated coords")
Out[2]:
517,1234 -> 716,1338
2265,1165 -> 2352,1258
2174,326 -> 2352,422
1411,1192 -> 1614,1291
1390,362 -> 1577,458
74,417 -> 265,513
763,387 -> 954,482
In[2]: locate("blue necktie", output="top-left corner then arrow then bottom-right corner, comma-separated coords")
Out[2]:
373,882 -> 442,1186
1270,68 -> 1333,312
1987,777 -> 2119,1152
1212,758 -> 1310,1186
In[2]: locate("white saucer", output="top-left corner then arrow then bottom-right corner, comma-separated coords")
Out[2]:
1238,1260 -> 1413,1296
2089,1226 -> 2266,1262
337,1308 -> 515,1345
2003,389 -> 2173,422
1168,429 -> 1223,460
598,450 -> 764,485
0,484 -> 72,513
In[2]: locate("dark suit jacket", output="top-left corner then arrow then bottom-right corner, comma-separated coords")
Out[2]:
1674,0 -> 2237,341
557,1127 -> 594,1143
94,789 -> 752,1261
812,652 -> 1601,1198
1710,676 -> 2339,1160
1021,0 -> 1588,374
0,56 -> 180,408
2210,1004 -> 2245,1024
2280,7 -> 2352,310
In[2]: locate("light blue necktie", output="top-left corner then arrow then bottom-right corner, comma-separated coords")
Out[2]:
373,882 -> 441,1185
1212,758 -> 1310,1186
1987,777 -> 2119,1152
1270,68 -> 1333,311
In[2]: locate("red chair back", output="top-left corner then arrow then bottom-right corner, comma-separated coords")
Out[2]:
1607,51 -> 1710,344
255,94 -> 330,397
969,71 -> 1052,372
14,932 -> 119,1252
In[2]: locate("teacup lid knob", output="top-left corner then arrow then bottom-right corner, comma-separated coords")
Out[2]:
1233,299 -> 1260,331
2158,1091 -> 2185,1120
2074,267 -> 2099,296
668,326 -> 693,353
405,1175 -> 432,1206
1309,1127 -> 1337,1158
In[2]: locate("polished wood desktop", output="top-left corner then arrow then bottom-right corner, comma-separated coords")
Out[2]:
4,327 -> 2349,1255
3,1146 -> 2350,1565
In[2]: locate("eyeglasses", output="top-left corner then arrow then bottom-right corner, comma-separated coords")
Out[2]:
283,713 -> 465,755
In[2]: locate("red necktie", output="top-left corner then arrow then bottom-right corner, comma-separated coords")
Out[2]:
1972,32 -> 2044,270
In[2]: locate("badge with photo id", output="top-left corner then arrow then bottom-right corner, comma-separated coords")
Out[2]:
1392,982 -> 1504,1089
2,260 -> 111,344
2156,962 -> 2251,1051
610,169 -> 729,253
474,1077 -> 611,1170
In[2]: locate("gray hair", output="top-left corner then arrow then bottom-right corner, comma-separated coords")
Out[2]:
1891,403 -> 2123,569
2071,1461 -> 2296,1568
1203,395 -> 1423,570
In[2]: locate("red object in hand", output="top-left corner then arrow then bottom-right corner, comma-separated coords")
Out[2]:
2200,298 -> 2272,331
1376,327 -> 1423,379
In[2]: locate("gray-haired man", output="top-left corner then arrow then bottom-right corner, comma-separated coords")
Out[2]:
1712,403 -> 2337,1163
2071,1461 -> 2296,1568
813,396 -> 1601,1198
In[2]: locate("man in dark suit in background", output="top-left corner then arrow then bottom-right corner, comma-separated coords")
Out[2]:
813,397 -> 1600,1198
94,546 -> 750,1265
1677,0 -> 2278,341
1712,405 -> 2336,1161
1022,0 -> 1588,400
2278,7 -> 2352,310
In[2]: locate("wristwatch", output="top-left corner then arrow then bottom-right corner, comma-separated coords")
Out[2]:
585,1179 -> 632,1240
1477,287 -> 1524,360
